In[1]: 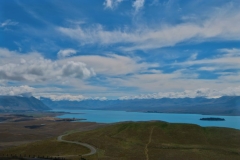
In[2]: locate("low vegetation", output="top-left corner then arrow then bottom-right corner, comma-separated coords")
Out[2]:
0,139 -> 90,159
65,121 -> 240,160
1,121 -> 240,160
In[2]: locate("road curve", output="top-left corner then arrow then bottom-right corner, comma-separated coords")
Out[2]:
57,133 -> 97,156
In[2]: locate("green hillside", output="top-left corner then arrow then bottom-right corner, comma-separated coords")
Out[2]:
1,121 -> 240,160
65,121 -> 240,160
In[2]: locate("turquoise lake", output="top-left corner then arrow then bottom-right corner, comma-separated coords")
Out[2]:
55,109 -> 240,130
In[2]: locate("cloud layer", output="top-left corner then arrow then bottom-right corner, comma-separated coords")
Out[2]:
0,48 -> 95,83
58,5 -> 240,51
119,86 -> 240,100
44,94 -> 107,101
0,85 -> 34,96
1,1 -> 240,100
63,54 -> 158,76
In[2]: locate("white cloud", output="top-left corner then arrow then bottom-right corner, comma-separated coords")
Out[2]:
61,61 -> 95,79
198,67 -> 216,71
104,0 -> 113,8
103,0 -> 145,12
0,19 -> 18,28
57,24 -> 134,45
57,49 -> 77,58
150,0 -> 160,6
104,64 -> 240,95
0,48 -> 95,83
106,71 -> 198,92
218,48 -> 240,57
119,86 -> 240,100
104,48 -> 240,96
188,53 -> 198,60
0,85 -> 108,101
104,0 -> 123,9
0,85 -> 34,96
37,86 -> 240,100
58,4 -> 240,51
46,94 -> 86,101
176,48 -> 240,71
42,94 -> 107,101
132,0 -> 145,12
62,54 -> 158,76
218,72 -> 240,83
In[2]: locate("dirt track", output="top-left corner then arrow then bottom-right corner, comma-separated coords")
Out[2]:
58,133 -> 97,156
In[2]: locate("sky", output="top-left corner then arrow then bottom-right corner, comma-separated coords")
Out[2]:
1,0 -> 240,101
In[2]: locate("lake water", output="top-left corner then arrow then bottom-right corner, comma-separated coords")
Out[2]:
54,109 -> 240,130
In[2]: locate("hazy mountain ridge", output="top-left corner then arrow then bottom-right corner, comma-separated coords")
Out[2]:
0,96 -> 50,112
41,96 -> 240,116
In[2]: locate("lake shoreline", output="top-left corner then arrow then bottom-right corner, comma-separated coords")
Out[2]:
53,109 -> 240,130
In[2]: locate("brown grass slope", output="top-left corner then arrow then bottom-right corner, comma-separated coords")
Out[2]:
64,121 -> 240,160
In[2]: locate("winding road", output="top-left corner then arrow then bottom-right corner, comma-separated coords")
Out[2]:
57,133 -> 97,156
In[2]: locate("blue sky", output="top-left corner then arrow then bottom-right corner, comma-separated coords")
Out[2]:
1,0 -> 240,100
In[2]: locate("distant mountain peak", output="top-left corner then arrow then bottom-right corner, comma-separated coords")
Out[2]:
0,96 -> 50,112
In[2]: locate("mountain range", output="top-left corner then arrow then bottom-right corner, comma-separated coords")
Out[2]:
40,96 -> 240,116
0,96 -> 50,112
1,95 -> 239,115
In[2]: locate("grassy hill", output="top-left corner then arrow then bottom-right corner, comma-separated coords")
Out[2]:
64,121 -> 240,160
1,121 -> 240,160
